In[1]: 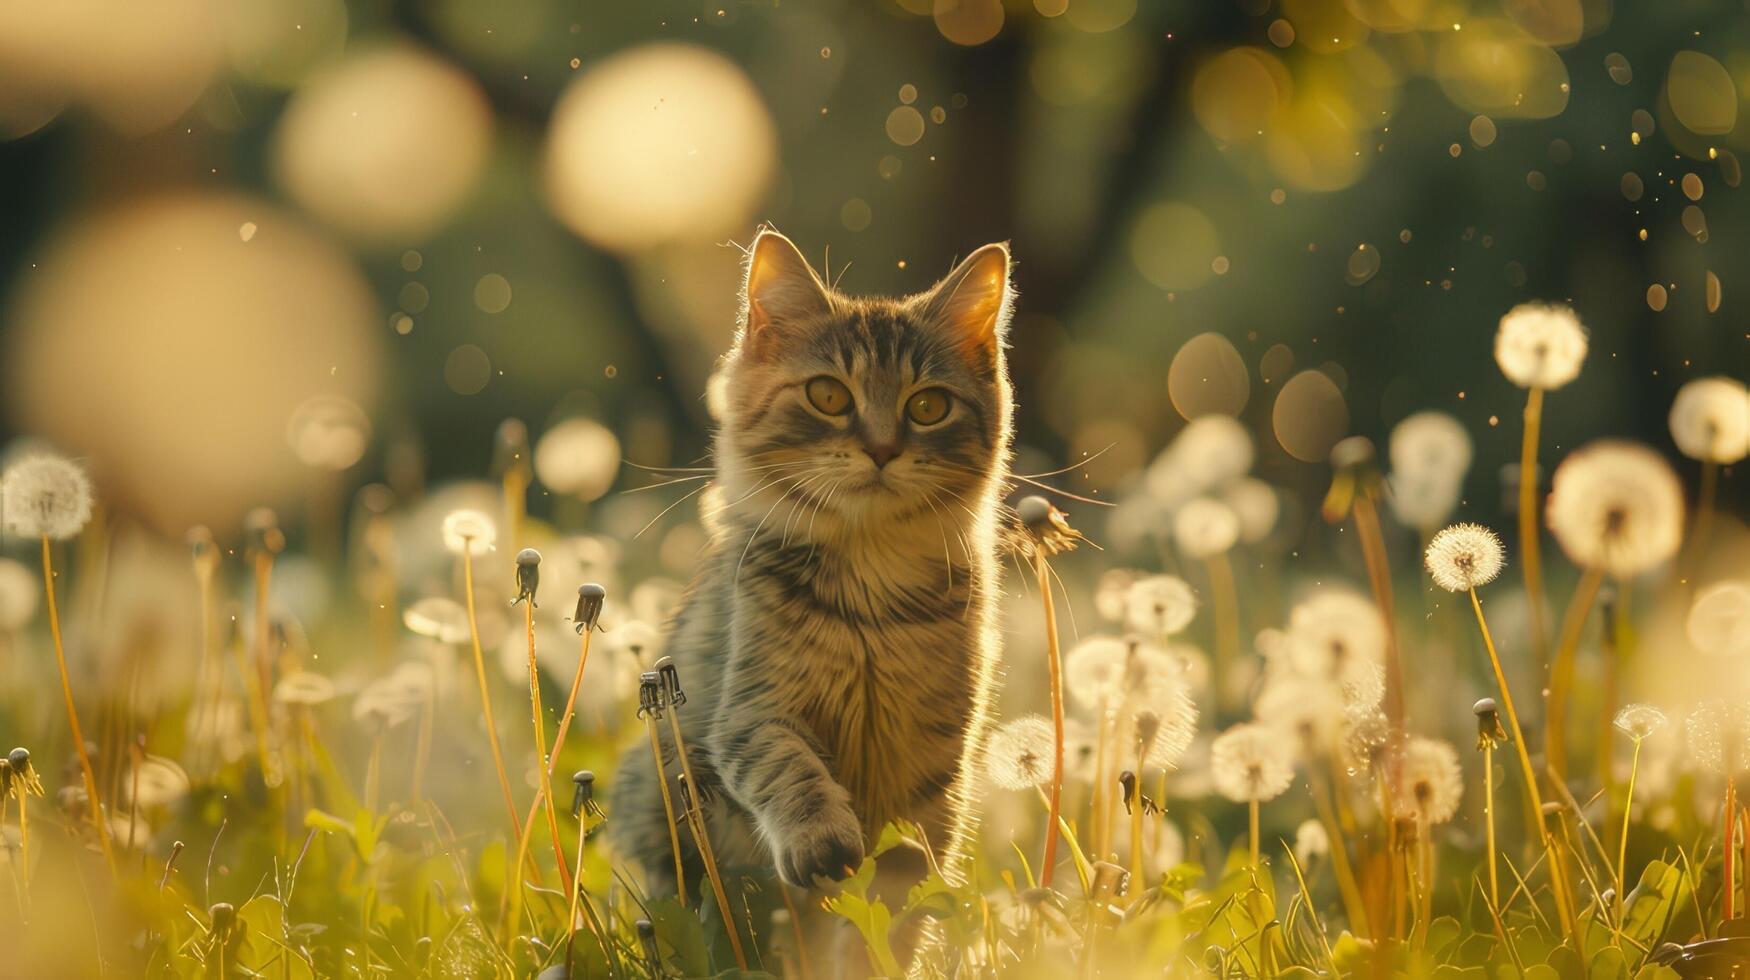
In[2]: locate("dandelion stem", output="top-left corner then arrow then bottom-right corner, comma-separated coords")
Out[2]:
16,788 -> 30,896
1033,548 -> 1067,889
666,716 -> 747,969
1352,494 -> 1404,749
1725,773 -> 1737,921
1309,771 -> 1369,939
1518,386 -> 1549,658
1206,553 -> 1240,712
1248,798 -> 1260,868
1484,743 -> 1500,915
1468,585 -> 1577,941
1544,564 -> 1605,782
459,544 -> 521,842
514,623 -> 599,890
526,603 -> 569,885
1614,737 -> 1642,945
1684,460 -> 1718,582
644,713 -> 689,905
40,536 -> 114,872
410,685 -> 433,803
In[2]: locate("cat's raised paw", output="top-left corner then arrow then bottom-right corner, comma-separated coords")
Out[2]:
773,811 -> 864,887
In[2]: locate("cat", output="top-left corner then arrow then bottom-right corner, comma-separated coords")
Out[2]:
610,227 -> 1014,947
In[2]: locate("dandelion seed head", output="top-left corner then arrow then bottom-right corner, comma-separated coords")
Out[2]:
1285,589 -> 1385,681
1494,302 -> 1588,390
986,715 -> 1056,791
1210,722 -> 1295,803
353,662 -> 434,728
1221,477 -> 1279,544
1343,711 -> 1390,777
0,557 -> 40,632
1614,703 -> 1668,741
1669,377 -> 1749,465
1256,674 -> 1344,756
1294,819 -> 1330,865
1124,574 -> 1198,636
403,596 -> 471,644
1685,701 -> 1750,775
441,509 -> 498,556
1387,469 -> 1464,532
1171,414 -> 1254,487
272,671 -> 336,706
1064,718 -> 1098,783
1390,411 -> 1473,483
1065,636 -> 1128,710
534,417 -> 622,502
1424,523 -> 1506,592
1395,737 -> 1463,824
1546,441 -> 1683,578
1,453 -> 94,540
1173,496 -> 1240,559
1094,568 -> 1141,623
1687,581 -> 1750,657
126,755 -> 191,808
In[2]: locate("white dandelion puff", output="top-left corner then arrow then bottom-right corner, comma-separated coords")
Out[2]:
1395,737 -> 1464,825
1494,302 -> 1588,390
1,453 -> 95,540
1284,589 -> 1385,682
1669,377 -> 1749,465
1172,414 -> 1254,487
1256,674 -> 1345,756
125,756 -> 191,808
1687,581 -> 1750,658
1094,568 -> 1142,623
1065,636 -> 1128,711
1210,722 -> 1295,803
986,715 -> 1056,791
1221,478 -> 1279,543
1685,701 -> 1750,775
1294,819 -> 1330,865
1173,497 -> 1240,559
402,596 -> 471,644
1546,441 -> 1683,578
1124,575 -> 1198,637
272,671 -> 337,707
1613,703 -> 1668,742
441,509 -> 498,556
1388,470 -> 1464,533
1390,411 -> 1473,483
1424,523 -> 1507,593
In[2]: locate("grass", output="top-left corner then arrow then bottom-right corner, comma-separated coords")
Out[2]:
0,416 -> 1740,979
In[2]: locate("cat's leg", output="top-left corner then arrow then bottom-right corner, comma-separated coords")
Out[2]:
711,715 -> 863,887
606,740 -> 695,900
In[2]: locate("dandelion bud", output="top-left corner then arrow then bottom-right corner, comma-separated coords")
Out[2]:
493,418 -> 532,477
571,769 -> 598,818
654,655 -> 687,707
636,919 -> 660,967
243,508 -> 283,558
209,902 -> 236,936
636,671 -> 664,719
1014,496 -> 1083,557
1,453 -> 95,540
1473,698 -> 1506,750
1016,495 -> 1052,529
574,583 -> 606,633
1117,770 -> 1137,813
8,747 -> 29,770
512,548 -> 541,606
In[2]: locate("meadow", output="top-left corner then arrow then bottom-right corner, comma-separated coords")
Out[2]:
1,310 -> 1745,977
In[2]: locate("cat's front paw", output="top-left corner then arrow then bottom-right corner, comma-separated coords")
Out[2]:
771,807 -> 864,887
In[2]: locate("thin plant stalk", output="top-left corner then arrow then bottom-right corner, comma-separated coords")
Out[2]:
410,686 -> 433,803
1090,708 -> 1112,859
1544,565 -> 1606,781
515,624 -> 600,886
525,603 -> 569,884
643,710 -> 689,904
1128,744 -> 1152,886
16,790 -> 30,893
1206,553 -> 1240,711
1725,773 -> 1737,921
1351,495 -> 1405,749
1484,742 -> 1499,914
1248,798 -> 1261,868
665,721 -> 746,969
1468,586 -> 1577,941
1684,461 -> 1718,581
564,811 -> 612,979
1309,772 -> 1370,939
40,536 -> 114,871
1518,386 -> 1549,657
459,543 -> 521,841
1033,548 -> 1067,888
364,722 -> 383,815
252,550 -> 275,712
1614,737 -> 1643,945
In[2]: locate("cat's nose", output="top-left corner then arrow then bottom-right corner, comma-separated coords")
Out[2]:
863,443 -> 901,468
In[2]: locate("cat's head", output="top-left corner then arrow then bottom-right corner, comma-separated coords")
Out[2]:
714,228 -> 1014,526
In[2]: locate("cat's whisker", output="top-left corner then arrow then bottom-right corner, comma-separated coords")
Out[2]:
632,480 -> 712,540
735,473 -> 818,580
1015,443 -> 1117,480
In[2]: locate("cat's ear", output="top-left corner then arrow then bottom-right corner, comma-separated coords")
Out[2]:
741,228 -> 831,345
917,243 -> 1012,359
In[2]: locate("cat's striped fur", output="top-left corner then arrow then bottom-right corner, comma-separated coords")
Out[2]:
610,229 -> 1014,922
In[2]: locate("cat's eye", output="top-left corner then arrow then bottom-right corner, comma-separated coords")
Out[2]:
805,376 -> 854,416
906,388 -> 952,426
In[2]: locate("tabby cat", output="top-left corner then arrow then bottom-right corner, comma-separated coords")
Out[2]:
610,228 -> 1014,918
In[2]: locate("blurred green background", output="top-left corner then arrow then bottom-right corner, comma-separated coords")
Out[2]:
0,0 -> 1743,540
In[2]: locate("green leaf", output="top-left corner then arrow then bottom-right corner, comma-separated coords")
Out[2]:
1621,860 -> 1691,950
822,888 -> 902,977
1426,915 -> 1462,958
646,897 -> 713,978
1589,945 -> 1629,980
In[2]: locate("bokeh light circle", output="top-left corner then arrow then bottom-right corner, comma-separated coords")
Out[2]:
1272,370 -> 1350,462
545,43 -> 777,252
1168,333 -> 1251,419
272,44 -> 492,243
